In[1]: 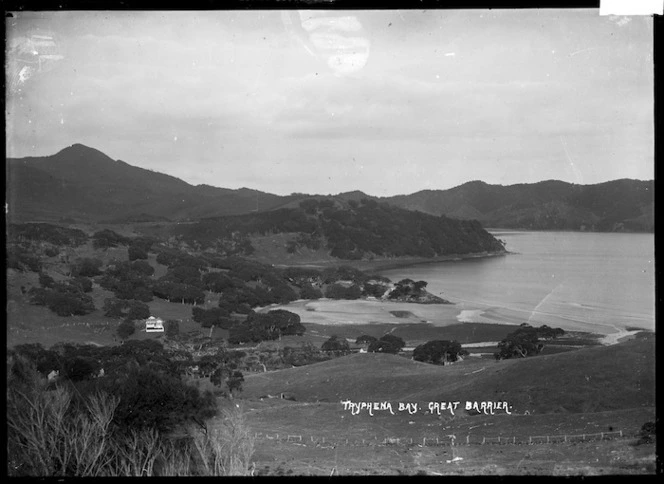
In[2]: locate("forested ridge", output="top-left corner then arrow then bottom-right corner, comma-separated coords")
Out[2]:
173,198 -> 505,259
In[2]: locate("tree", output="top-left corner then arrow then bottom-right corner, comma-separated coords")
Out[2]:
164,319 -> 180,338
71,276 -> 93,293
192,307 -> 232,328
495,324 -> 543,360
117,320 -> 136,340
355,335 -> 377,345
413,340 -> 468,365
321,335 -> 351,356
368,334 -> 405,354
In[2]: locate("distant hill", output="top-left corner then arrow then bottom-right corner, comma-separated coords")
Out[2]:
6,144 -> 300,223
6,144 -> 653,232
380,179 -> 654,232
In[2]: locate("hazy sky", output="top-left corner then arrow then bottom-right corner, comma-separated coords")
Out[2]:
6,9 -> 653,196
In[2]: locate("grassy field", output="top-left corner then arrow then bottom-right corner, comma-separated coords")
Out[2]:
239,335 -> 655,414
231,334 -> 656,475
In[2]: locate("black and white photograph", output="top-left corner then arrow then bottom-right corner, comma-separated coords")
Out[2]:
5,4 -> 656,476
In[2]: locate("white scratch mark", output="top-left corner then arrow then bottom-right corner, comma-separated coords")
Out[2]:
569,47 -> 597,57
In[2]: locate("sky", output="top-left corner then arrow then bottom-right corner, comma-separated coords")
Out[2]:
5,9 -> 654,197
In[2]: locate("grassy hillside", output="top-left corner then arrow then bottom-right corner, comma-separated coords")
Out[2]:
242,335 -> 655,414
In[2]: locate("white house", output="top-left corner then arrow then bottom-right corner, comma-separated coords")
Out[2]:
145,316 -> 165,332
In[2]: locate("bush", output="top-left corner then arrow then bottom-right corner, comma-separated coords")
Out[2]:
165,320 -> 180,338
128,245 -> 148,261
71,258 -> 103,277
39,272 -> 56,288
92,229 -> 130,249
7,249 -> 42,272
117,320 -> 136,340
299,283 -> 323,300
325,283 -> 362,300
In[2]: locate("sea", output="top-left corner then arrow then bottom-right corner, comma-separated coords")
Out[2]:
378,231 -> 655,336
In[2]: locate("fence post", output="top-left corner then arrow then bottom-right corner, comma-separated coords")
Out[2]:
467,435 -> 470,445
436,437 -> 439,445
482,437 -> 485,444
564,435 -> 567,442
620,430 -> 623,438
601,432 -> 604,440
529,436 -> 532,444
423,437 -> 426,446
513,436 -> 516,444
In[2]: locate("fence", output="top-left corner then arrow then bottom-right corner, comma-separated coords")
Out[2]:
252,430 -> 630,448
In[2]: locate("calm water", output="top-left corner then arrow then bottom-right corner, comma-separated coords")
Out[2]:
379,231 -> 655,335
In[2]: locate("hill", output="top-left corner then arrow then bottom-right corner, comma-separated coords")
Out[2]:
380,179 -> 654,232
242,334 -> 655,414
171,198 -> 506,259
6,144 -> 300,223
6,144 -> 652,232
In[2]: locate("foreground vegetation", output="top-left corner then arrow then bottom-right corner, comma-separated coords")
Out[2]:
6,353 -> 255,476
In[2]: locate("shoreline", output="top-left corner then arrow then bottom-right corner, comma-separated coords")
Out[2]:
276,250 -> 509,272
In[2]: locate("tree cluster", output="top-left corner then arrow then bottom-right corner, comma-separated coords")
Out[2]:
192,306 -> 234,329
7,247 -> 42,272
70,257 -> 104,277
8,222 -> 88,246
367,334 -> 405,354
103,298 -> 151,321
413,340 -> 468,365
228,310 -> 305,344
388,279 -> 429,300
92,229 -> 131,249
99,260 -> 154,302
494,323 -> 557,360
28,280 -> 96,316
321,335 -> 351,356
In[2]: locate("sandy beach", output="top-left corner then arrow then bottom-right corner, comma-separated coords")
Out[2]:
259,298 -> 644,346
259,298 -> 464,327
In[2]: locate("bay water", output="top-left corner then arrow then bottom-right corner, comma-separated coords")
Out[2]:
378,231 -> 655,335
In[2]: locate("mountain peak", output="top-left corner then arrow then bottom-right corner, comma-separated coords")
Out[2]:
55,143 -> 114,160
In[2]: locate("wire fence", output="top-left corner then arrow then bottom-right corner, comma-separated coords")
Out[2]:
252,430 -> 633,448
